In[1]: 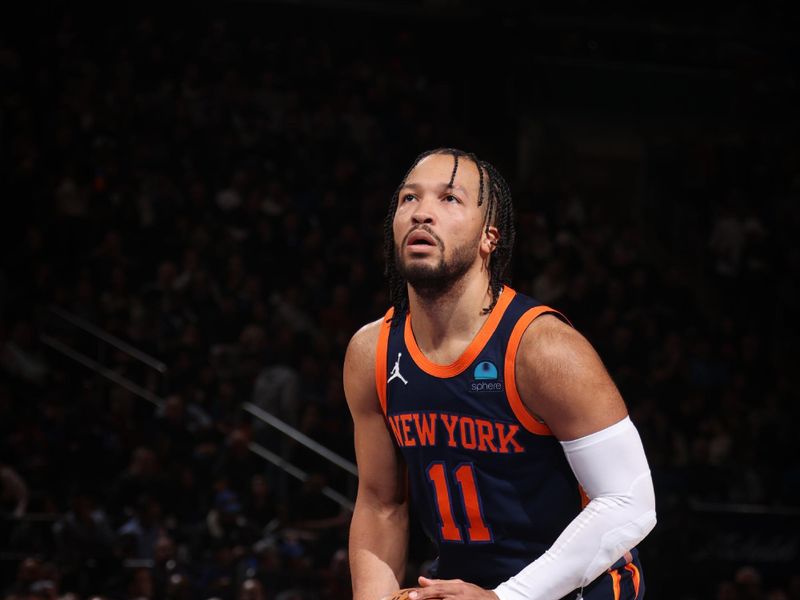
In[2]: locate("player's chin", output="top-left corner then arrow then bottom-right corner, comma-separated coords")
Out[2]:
398,258 -> 439,276
404,247 -> 440,260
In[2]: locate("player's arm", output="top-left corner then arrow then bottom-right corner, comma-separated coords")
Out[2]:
492,315 -> 657,600
345,320 -> 410,600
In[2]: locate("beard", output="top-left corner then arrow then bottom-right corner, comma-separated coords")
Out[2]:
395,227 -> 479,300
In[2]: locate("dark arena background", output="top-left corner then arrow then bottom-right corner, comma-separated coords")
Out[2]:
1,1 -> 799,599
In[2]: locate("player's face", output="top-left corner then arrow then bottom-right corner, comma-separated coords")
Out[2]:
393,153 -> 494,292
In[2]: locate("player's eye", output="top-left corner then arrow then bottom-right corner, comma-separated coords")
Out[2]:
402,194 -> 416,202
443,194 -> 460,203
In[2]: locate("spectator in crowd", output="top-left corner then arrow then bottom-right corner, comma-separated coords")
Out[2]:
126,567 -> 154,600
192,490 -> 259,564
3,558 -> 43,598
238,579 -> 265,600
212,430 -> 264,500
118,495 -> 166,561
52,491 -> 117,594
243,474 -> 280,531
112,448 -> 165,517
150,534 -> 190,600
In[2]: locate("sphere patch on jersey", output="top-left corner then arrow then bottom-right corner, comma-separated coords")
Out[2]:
473,360 -> 498,380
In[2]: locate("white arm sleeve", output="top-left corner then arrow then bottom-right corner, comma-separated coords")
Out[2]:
494,417 -> 657,600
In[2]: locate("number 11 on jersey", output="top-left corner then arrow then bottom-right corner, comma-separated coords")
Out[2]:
426,462 -> 492,543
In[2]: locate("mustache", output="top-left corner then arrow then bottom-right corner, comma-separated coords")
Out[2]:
400,225 -> 444,249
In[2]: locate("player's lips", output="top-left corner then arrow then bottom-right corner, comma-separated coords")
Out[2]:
406,230 -> 438,248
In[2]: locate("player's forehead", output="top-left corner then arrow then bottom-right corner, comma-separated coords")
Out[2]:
403,153 -> 481,199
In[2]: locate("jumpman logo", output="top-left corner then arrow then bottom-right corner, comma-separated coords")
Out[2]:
387,352 -> 408,385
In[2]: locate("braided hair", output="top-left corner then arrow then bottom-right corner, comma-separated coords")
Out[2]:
383,148 -> 516,325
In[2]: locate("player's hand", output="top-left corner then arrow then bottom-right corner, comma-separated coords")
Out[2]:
407,576 -> 499,599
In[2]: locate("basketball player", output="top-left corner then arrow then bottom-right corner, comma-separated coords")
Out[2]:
344,149 -> 656,600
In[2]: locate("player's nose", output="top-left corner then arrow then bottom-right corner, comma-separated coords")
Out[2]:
411,213 -> 433,225
410,202 -> 434,225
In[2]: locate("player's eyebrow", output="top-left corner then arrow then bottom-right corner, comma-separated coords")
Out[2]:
401,181 -> 471,199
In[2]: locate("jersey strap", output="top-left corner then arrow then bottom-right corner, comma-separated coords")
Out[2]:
504,305 -> 569,436
375,307 -> 394,416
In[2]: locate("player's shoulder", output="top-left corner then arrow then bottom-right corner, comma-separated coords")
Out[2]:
344,313 -> 392,382
517,311 -> 593,371
344,316 -> 389,412
515,309 -> 626,438
522,310 -> 578,340
347,316 -> 386,361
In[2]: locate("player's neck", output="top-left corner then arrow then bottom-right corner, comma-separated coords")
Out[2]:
406,271 -> 493,356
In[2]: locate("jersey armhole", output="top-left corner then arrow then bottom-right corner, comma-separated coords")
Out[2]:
504,306 -> 571,436
375,307 -> 394,417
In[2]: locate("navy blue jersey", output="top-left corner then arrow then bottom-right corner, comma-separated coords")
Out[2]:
375,287 -> 644,598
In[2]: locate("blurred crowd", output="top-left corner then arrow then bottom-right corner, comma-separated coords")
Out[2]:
2,3 -> 799,600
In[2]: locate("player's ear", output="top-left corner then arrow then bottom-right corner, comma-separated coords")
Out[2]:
481,226 -> 499,257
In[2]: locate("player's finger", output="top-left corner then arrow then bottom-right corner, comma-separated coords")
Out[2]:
408,589 -> 443,600
418,576 -> 462,586
410,582 -> 459,598
414,577 -> 448,597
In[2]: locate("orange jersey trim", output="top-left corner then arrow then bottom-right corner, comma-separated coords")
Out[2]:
624,563 -> 641,598
579,485 -> 591,508
504,305 -> 566,436
375,308 -> 394,416
403,287 -> 517,379
609,568 -> 622,600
